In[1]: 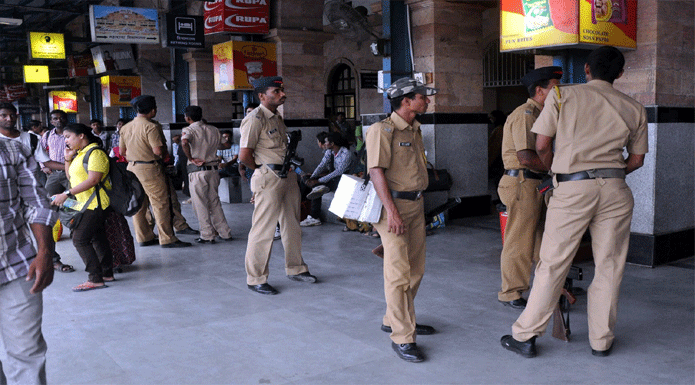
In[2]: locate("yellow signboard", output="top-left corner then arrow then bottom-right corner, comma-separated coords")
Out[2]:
23,65 -> 50,83
212,41 -> 277,92
29,32 -> 66,60
101,76 -> 142,107
49,91 -> 78,113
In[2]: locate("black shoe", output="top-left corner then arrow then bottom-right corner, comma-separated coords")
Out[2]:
391,342 -> 425,363
195,238 -> 216,244
161,240 -> 192,248
381,324 -> 436,335
287,272 -> 318,283
139,238 -> 159,247
176,227 -> 199,235
501,335 -> 537,358
499,298 -> 527,309
592,344 -> 613,357
247,283 -> 278,295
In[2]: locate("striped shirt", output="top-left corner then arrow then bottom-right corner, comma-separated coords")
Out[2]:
40,128 -> 66,163
0,138 -> 57,284
312,147 -> 356,184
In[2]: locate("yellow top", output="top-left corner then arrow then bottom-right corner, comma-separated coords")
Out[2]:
69,143 -> 111,210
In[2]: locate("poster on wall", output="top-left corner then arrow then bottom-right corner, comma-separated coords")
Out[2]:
68,54 -> 96,77
101,76 -> 142,107
500,0 -> 636,52
212,41 -> 277,92
204,0 -> 270,35
48,91 -> 78,113
91,45 -> 136,74
90,5 -> 160,44
29,32 -> 66,60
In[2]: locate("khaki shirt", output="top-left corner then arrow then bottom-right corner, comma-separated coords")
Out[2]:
532,80 -> 649,174
119,116 -> 165,162
501,98 -> 543,171
182,120 -> 221,164
239,105 -> 287,165
366,112 -> 428,192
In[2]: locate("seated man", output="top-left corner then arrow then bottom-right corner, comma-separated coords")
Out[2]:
300,132 -> 357,226
217,130 -> 240,178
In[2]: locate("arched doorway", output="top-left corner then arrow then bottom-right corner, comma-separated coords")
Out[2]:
324,63 -> 356,119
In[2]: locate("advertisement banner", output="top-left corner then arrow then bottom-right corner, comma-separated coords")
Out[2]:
204,0 -> 270,35
213,41 -> 277,92
163,14 -> 205,48
5,84 -> 29,100
90,5 -> 160,44
500,0 -> 636,52
91,45 -> 136,74
29,32 -> 66,60
101,76 -> 142,107
23,66 -> 50,83
49,91 -> 78,113
68,54 -> 96,77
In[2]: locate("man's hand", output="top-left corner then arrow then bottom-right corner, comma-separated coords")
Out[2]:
306,178 -> 319,187
27,223 -> 55,294
386,208 -> 406,235
41,166 -> 52,174
238,163 -> 249,182
191,158 -> 205,167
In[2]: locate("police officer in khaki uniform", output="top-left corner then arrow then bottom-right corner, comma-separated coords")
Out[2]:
119,95 -> 191,248
181,105 -> 234,244
497,66 -> 562,309
502,46 -> 648,358
366,78 -> 437,363
239,77 -> 317,295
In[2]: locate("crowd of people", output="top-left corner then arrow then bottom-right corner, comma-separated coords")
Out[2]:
0,45 -> 649,380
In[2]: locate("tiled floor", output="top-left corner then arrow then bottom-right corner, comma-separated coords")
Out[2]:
44,198 -> 694,384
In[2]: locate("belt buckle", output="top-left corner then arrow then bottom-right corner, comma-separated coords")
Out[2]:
585,169 -> 598,179
415,191 -> 422,199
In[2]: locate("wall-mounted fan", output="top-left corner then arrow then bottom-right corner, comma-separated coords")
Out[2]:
324,0 -> 379,42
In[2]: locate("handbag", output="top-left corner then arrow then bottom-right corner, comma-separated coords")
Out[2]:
425,162 -> 453,192
328,174 -> 383,223
57,189 -> 98,230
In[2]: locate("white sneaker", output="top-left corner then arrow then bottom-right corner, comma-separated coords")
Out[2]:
300,215 -> 322,227
306,185 -> 330,200
274,226 -> 281,240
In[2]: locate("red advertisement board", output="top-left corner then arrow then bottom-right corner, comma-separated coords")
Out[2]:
68,54 -> 96,77
204,0 -> 270,35
5,84 -> 29,101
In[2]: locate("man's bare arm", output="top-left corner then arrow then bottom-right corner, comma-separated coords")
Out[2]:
535,134 -> 555,170
516,149 -> 549,172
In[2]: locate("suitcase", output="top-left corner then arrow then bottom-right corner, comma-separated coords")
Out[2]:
104,209 -> 136,268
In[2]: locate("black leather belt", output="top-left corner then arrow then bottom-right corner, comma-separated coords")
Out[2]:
132,160 -> 156,164
188,164 -> 218,172
556,168 -> 625,182
391,190 -> 423,201
265,164 -> 283,171
505,169 -> 545,180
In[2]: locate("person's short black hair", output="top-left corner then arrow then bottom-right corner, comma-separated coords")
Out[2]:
49,109 -> 67,119
246,103 -> 259,110
0,103 -> 17,113
316,131 -> 329,143
184,105 -> 203,122
30,120 -> 42,128
587,46 -> 625,83
64,123 -> 102,147
389,92 -> 416,111
325,132 -> 346,147
116,118 -> 129,125
90,119 -> 102,125
528,79 -> 554,98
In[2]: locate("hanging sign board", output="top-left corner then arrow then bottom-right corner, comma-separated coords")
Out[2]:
90,5 -> 160,44
101,76 -> 142,107
212,41 -> 277,92
23,66 -> 50,83
162,14 -> 205,48
500,0 -> 636,52
204,0 -> 270,35
91,45 -> 136,74
29,32 -> 66,60
48,91 -> 78,113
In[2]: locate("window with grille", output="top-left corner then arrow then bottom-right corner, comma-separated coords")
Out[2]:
483,40 -> 535,88
325,64 -> 356,119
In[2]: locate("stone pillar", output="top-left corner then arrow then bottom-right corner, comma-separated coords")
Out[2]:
183,50 -> 235,122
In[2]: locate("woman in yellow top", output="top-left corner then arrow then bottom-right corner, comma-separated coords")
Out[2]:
51,123 -> 114,292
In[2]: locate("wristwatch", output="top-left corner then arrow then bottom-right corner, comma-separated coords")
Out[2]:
62,189 -> 71,196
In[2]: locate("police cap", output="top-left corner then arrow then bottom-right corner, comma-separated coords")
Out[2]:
385,77 -> 438,99
521,66 -> 563,89
130,95 -> 156,111
251,76 -> 283,91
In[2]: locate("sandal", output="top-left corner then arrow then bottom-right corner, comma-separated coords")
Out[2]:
72,282 -> 107,292
54,262 -> 75,273
364,230 -> 380,238
103,276 -> 116,282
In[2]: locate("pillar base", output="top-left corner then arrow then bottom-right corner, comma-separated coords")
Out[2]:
628,229 -> 695,267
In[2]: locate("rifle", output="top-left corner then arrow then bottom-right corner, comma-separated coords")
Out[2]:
277,130 -> 304,178
552,265 -> 583,341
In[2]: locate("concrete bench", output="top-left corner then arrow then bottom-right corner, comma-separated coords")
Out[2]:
218,176 -> 252,204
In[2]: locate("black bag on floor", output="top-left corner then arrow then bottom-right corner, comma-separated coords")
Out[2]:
425,163 -> 453,192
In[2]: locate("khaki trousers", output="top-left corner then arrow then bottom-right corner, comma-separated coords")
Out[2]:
512,178 -> 634,351
189,170 -> 232,240
128,163 -> 178,245
497,174 -> 544,301
245,167 -> 308,285
373,198 -> 426,344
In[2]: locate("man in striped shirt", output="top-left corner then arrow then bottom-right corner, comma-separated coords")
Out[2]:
0,127 -> 57,383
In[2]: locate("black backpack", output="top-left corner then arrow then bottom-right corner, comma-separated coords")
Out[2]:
83,147 -> 145,216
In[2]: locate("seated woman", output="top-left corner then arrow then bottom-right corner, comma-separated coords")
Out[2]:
51,123 -> 114,292
300,132 -> 356,226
